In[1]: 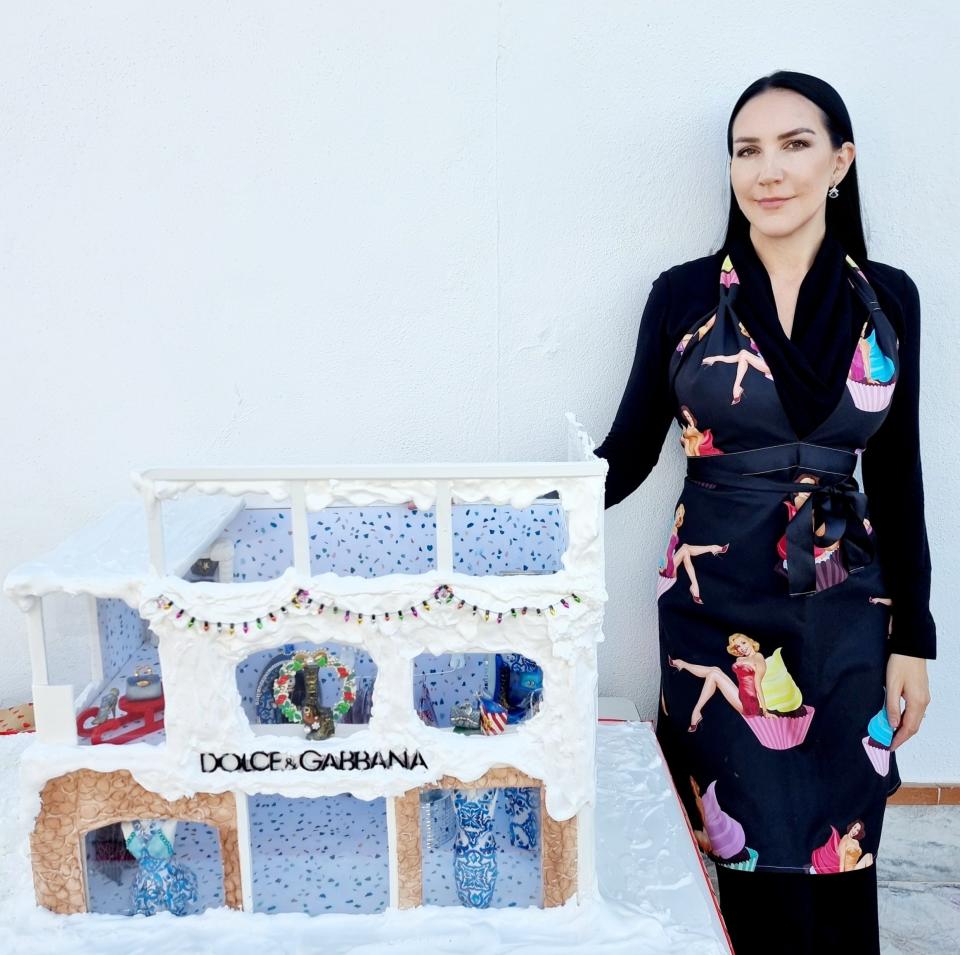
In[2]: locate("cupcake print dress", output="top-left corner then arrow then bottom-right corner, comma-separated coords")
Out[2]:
649,252 -> 902,875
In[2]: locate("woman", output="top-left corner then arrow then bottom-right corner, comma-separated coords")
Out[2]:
594,71 -> 934,954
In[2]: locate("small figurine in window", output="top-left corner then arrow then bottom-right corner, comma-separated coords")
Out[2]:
126,665 -> 162,701
451,699 -> 481,731
121,819 -> 198,917
91,688 -> 119,725
301,703 -> 335,741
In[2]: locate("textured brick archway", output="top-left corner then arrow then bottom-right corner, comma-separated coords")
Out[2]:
30,769 -> 241,914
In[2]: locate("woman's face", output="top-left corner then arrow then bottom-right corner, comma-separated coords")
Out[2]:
849,822 -> 863,839
730,89 -> 855,241
731,637 -> 752,656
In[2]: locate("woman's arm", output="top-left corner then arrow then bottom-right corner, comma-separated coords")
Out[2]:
860,268 -> 934,749
860,269 -> 937,660
593,271 -> 675,509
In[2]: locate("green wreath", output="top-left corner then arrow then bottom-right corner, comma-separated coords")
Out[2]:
272,650 -> 357,724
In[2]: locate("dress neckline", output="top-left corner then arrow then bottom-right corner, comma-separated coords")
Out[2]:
719,232 -> 866,440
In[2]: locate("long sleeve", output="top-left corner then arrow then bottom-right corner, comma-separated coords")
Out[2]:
593,271 -> 675,510
860,270 -> 937,659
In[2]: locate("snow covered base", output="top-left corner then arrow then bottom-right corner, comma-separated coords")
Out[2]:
0,723 -> 729,955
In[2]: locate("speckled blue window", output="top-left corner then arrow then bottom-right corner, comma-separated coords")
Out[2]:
96,598 -> 150,683
248,794 -> 388,914
219,499 -> 567,582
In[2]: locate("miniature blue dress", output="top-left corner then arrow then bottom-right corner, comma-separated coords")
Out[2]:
125,819 -> 199,916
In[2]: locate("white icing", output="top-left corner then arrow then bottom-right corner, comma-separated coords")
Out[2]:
2,497 -> 242,609
566,410 -> 599,462
30,548 -> 604,823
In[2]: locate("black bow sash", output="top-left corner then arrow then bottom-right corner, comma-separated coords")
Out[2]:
685,445 -> 877,598
783,476 -> 875,596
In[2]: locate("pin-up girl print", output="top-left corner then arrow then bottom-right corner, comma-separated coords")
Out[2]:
810,819 -> 874,874
700,321 -> 775,405
657,502 -> 729,604
688,776 -> 714,854
679,405 -> 724,456
839,820 -> 874,871
869,595 -> 894,637
676,314 -> 716,354
668,633 -> 815,748
775,474 -> 849,591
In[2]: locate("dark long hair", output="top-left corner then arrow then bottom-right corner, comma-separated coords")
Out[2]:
721,71 -> 868,263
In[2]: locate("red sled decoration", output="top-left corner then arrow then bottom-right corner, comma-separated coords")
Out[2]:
77,694 -> 165,745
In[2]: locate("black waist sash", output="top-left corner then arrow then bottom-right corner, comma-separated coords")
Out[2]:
686,443 -> 874,597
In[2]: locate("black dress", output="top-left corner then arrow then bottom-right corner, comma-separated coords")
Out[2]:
594,237 -> 936,953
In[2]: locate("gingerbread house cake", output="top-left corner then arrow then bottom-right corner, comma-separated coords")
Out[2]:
3,413 -> 608,919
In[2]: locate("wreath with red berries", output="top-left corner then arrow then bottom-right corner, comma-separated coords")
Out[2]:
272,650 -> 357,724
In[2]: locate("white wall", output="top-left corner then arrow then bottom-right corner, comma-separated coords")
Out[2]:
1,1 -> 956,782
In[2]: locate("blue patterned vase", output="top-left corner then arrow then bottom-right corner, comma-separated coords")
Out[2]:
495,654 -> 543,723
504,786 -> 540,850
452,788 -> 499,907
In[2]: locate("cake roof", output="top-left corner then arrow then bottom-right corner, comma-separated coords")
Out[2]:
3,496 -> 242,606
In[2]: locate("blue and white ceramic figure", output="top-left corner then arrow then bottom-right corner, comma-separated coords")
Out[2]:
123,819 -> 199,917
495,653 -> 543,723
504,787 -> 540,850
452,788 -> 499,907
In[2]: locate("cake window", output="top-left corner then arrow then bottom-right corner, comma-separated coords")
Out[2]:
236,641 -> 376,734
452,494 -> 567,576
420,786 -> 543,908
307,504 -> 438,576
83,820 -> 223,916
217,504 -> 439,582
77,599 -> 164,746
248,794 -> 389,914
413,652 -> 543,731
220,508 -> 294,582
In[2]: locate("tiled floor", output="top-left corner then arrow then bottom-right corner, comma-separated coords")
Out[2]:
703,806 -> 960,953
876,805 -> 960,954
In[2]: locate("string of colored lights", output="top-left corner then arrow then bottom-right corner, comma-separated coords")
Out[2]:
153,583 -> 585,635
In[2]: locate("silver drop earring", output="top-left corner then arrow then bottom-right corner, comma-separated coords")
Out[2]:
827,183 -> 840,199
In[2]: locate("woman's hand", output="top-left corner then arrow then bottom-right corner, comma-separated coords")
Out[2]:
886,653 -> 932,752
